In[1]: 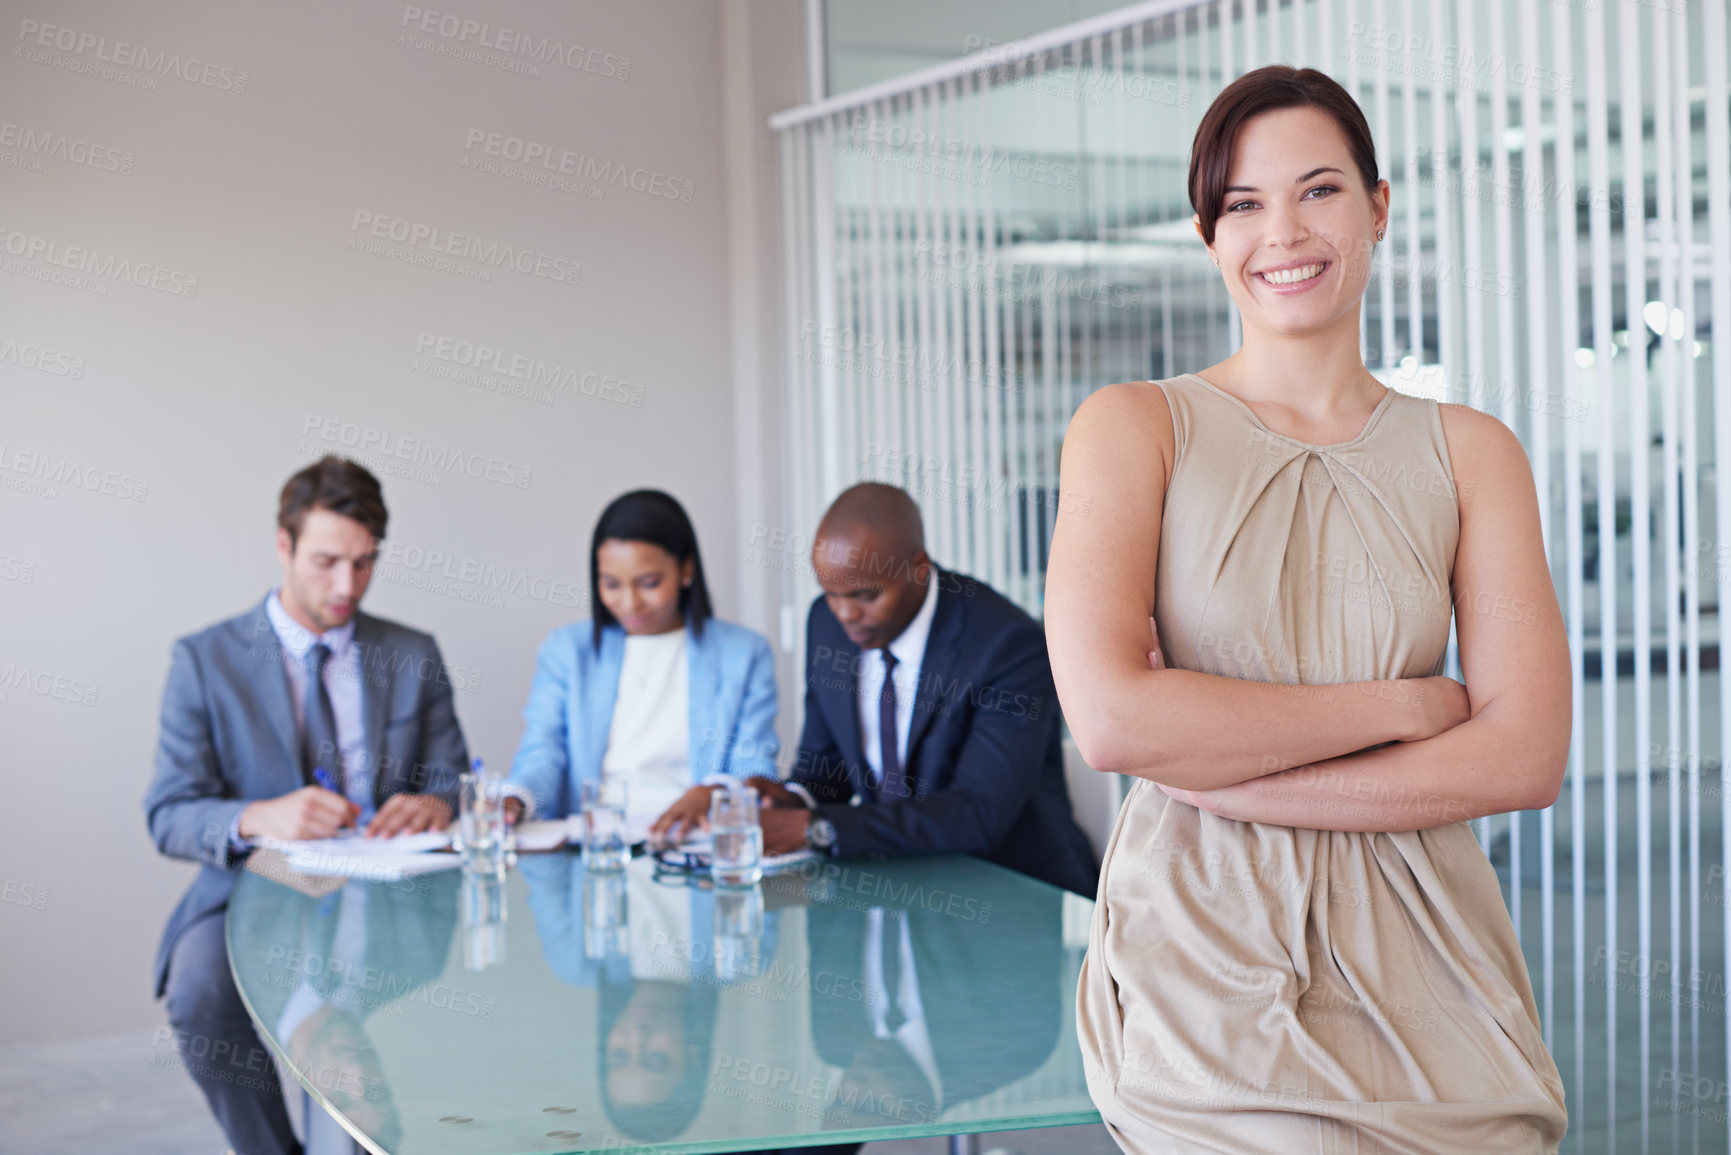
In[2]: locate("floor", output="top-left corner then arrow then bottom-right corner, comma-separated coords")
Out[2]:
0,1028 -> 232,1154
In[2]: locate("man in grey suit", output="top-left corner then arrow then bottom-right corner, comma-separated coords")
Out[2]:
144,456 -> 470,1155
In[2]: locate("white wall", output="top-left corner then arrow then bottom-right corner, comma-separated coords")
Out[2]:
0,0 -> 803,1045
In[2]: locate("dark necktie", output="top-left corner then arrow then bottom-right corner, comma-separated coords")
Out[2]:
878,649 -> 904,803
304,643 -> 343,793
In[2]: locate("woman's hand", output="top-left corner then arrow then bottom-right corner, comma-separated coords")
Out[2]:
1156,781 -> 1218,812
1404,676 -> 1471,741
648,785 -> 717,843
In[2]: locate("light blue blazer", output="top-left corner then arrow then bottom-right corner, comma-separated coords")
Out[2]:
508,616 -> 779,818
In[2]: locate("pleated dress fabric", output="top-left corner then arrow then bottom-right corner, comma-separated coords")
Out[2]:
1076,374 -> 1568,1154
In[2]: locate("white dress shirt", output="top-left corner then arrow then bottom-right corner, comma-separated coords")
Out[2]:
854,576 -> 941,790
265,591 -> 374,820
787,576 -> 941,813
601,628 -> 692,825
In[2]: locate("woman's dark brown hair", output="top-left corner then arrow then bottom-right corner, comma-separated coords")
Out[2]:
278,455 -> 389,547
1189,65 -> 1381,246
590,489 -> 713,649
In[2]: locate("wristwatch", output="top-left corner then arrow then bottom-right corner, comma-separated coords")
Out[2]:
806,814 -> 838,854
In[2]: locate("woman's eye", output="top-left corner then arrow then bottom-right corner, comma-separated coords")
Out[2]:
1305,185 -> 1338,198
1227,200 -> 1255,213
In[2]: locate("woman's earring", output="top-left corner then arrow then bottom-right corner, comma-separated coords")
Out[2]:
1376,228 -> 1385,242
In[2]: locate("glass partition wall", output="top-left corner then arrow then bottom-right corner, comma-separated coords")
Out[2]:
774,1 -> 1729,1151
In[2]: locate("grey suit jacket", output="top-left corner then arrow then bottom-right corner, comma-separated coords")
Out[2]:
145,595 -> 470,995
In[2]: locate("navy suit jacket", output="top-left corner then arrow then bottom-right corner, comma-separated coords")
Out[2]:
144,595 -> 470,995
791,569 -> 1097,896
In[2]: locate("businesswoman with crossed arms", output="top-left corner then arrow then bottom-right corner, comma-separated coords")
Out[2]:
1045,66 -> 1568,1152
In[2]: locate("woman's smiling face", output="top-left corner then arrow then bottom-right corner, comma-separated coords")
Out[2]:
1202,105 -> 1389,341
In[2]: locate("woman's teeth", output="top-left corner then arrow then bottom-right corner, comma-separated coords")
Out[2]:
1260,263 -> 1325,285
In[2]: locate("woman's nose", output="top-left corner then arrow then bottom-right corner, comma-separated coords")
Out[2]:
1265,204 -> 1310,248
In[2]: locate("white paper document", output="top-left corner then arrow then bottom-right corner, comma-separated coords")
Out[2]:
256,830 -> 460,881
257,831 -> 453,857
510,819 -> 572,853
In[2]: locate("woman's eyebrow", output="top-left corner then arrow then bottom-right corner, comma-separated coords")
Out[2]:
1224,165 -> 1346,193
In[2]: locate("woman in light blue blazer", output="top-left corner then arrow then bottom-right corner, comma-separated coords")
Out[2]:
506,490 -> 779,831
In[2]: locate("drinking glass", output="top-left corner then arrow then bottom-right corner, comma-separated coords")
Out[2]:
708,783 -> 763,887
581,778 -> 630,872
456,771 -> 508,875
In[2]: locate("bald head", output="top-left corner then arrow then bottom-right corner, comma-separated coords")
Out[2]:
811,483 -> 932,650
816,483 -> 924,563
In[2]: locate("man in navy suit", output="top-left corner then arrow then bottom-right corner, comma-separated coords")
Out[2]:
752,483 -> 1097,897
144,456 -> 470,1155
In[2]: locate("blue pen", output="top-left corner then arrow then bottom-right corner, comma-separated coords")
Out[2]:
314,766 -> 356,832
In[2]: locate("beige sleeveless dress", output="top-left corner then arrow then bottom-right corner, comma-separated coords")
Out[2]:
1075,374 -> 1568,1154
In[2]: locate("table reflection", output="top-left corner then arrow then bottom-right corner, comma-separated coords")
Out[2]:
519,854 -> 1061,1147
461,867 -> 509,971
230,852 -> 1088,1155
520,854 -> 773,1145
231,863 -> 461,1153
583,869 -> 629,960
798,877 -> 1061,1138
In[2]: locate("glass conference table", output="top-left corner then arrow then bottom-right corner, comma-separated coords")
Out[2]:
228,848 -> 1098,1155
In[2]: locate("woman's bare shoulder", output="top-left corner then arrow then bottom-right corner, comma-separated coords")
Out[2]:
1436,402 -> 1529,477
1068,381 -> 1176,457
1436,402 -> 1538,525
